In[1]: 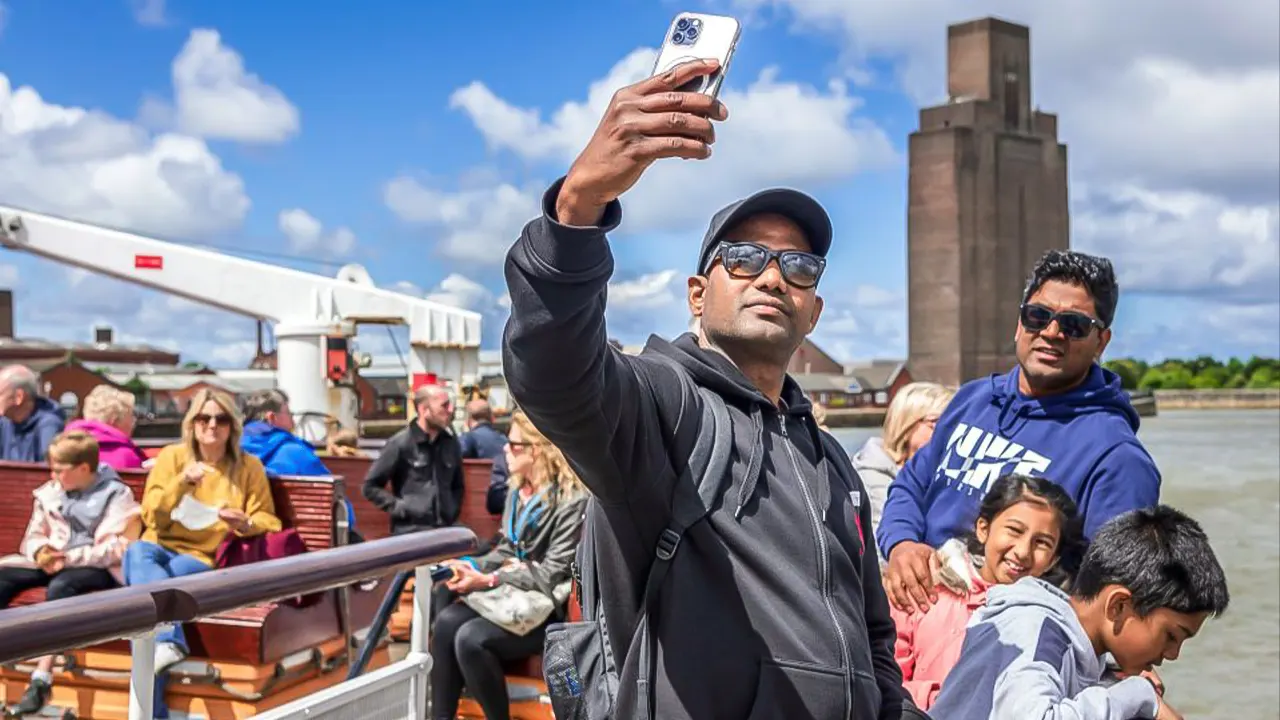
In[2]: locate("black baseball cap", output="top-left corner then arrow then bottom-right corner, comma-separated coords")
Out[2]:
696,188 -> 834,275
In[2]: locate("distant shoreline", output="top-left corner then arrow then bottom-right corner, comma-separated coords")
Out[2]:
1153,389 -> 1280,411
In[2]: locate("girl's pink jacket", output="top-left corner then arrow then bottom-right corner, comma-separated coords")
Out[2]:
890,539 -> 991,710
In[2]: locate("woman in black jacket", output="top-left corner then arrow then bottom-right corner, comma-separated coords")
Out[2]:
430,410 -> 587,720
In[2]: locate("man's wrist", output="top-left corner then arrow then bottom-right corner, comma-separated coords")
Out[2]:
487,572 -> 500,588
554,178 -> 607,228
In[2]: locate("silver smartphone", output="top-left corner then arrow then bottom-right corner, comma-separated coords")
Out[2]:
651,12 -> 742,98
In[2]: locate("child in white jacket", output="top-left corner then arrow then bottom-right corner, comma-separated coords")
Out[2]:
0,430 -> 141,714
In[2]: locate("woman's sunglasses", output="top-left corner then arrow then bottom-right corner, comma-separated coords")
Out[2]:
1019,303 -> 1105,340
193,413 -> 232,427
707,242 -> 826,289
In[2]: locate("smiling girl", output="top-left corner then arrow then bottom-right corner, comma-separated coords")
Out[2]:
891,473 -> 1084,711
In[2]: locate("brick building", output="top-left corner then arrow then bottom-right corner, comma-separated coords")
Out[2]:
907,18 -> 1069,387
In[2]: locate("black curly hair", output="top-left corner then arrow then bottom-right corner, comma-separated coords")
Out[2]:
1021,250 -> 1119,328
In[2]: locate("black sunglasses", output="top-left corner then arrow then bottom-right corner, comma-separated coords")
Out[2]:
1019,303 -> 1105,340
193,413 -> 232,427
707,241 -> 826,289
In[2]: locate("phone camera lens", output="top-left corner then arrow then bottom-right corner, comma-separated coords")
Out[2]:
676,17 -> 691,31
672,31 -> 686,44
685,24 -> 700,40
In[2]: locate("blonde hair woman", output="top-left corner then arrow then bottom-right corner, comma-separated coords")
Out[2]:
123,388 -> 281,680
431,411 -> 587,720
66,385 -> 148,469
852,382 -> 955,533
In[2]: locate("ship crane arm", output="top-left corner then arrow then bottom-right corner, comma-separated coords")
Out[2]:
0,205 -> 482,439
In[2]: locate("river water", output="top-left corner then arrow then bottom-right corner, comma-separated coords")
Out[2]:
833,408 -> 1280,719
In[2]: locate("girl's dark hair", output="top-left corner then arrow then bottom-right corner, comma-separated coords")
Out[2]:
965,473 -> 1085,586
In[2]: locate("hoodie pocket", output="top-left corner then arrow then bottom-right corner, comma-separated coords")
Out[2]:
746,659 -> 846,720
852,669 -> 882,719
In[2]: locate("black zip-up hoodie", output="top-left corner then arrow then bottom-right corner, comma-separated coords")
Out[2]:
502,178 -> 903,720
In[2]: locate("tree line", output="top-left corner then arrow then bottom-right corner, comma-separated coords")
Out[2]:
1103,356 -> 1280,391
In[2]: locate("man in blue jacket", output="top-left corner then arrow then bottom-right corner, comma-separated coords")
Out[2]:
0,365 -> 65,462
458,399 -> 509,515
240,389 -> 331,476
879,250 -> 1161,614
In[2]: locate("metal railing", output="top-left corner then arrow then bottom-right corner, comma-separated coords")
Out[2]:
0,528 -> 476,719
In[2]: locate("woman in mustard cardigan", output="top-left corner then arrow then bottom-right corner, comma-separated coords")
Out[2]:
124,388 -> 281,674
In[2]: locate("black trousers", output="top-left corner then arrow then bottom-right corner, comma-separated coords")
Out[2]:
0,566 -> 119,608
430,586 -> 548,720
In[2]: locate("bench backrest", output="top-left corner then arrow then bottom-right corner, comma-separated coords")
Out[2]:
323,455 -> 500,543
0,460 -> 342,555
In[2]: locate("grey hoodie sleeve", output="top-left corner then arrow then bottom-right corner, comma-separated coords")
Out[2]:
496,493 -> 587,592
991,663 -> 1160,720
502,178 -> 686,505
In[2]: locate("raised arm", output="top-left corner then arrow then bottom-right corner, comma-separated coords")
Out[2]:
502,59 -> 727,503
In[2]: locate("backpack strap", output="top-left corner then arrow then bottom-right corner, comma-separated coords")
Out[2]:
636,373 -> 734,718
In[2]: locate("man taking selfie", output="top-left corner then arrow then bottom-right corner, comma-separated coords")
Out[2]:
503,59 -> 901,720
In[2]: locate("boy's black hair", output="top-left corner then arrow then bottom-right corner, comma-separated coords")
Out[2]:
964,473 -> 1085,585
1071,505 -> 1230,617
1021,250 -> 1119,328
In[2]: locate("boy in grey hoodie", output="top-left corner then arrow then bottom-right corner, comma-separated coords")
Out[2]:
929,505 -> 1229,720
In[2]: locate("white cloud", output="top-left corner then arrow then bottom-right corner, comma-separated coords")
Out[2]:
170,29 -> 299,144
0,73 -> 249,238
610,270 -> 681,310
383,177 -> 540,264
388,47 -> 895,267
277,208 -> 357,257
734,0 -> 1279,352
131,0 -> 167,27
14,272 -> 258,368
449,48 -> 897,235
810,284 -> 907,361
1075,186 -> 1279,304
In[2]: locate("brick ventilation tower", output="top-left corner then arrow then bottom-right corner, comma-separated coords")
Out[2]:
907,17 -> 1069,387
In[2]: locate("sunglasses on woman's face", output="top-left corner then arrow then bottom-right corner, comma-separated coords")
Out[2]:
194,413 -> 232,428
1019,303 -> 1104,340
708,242 -> 826,289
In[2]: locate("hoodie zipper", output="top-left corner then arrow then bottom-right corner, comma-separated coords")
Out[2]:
777,410 -> 853,719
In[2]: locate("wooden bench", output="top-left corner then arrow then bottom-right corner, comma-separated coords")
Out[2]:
0,459 -> 393,718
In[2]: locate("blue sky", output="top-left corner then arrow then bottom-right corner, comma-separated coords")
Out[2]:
0,0 -> 1275,368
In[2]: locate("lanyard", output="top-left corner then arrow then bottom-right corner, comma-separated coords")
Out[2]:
505,488 -> 548,558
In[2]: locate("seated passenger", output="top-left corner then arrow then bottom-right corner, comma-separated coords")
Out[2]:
0,364 -> 66,462
850,381 -> 954,534
929,505 -> 1229,720
239,389 -> 330,476
430,411 -> 587,720
891,473 -> 1083,711
125,388 -> 281,675
66,384 -> 148,470
0,431 -> 141,715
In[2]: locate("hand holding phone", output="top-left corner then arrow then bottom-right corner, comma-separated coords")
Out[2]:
651,13 -> 741,99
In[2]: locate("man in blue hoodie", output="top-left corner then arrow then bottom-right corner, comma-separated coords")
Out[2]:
879,250 -> 1161,613
0,364 -> 66,462
240,389 -> 331,476
240,389 -> 361,536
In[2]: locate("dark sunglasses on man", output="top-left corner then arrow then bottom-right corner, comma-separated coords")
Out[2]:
1019,303 -> 1106,340
705,241 -> 826,289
